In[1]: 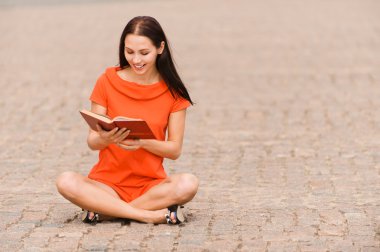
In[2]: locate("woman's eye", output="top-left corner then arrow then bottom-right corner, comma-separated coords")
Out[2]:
141,52 -> 149,55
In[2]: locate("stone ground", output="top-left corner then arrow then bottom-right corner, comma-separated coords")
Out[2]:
0,0 -> 380,251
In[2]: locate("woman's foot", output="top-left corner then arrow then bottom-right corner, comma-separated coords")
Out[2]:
165,205 -> 185,224
146,208 -> 183,224
148,209 -> 168,224
81,210 -> 99,225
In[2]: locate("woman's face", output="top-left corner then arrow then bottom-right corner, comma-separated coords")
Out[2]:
124,34 -> 164,76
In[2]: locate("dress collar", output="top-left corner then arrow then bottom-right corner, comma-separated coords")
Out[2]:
105,67 -> 169,100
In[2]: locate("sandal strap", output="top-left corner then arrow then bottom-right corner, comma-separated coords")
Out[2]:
166,205 -> 184,225
82,210 -> 99,225
165,213 -> 173,224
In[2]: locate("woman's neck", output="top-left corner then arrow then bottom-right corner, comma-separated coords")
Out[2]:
119,67 -> 161,85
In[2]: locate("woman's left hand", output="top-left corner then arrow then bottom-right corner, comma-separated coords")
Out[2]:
117,139 -> 144,151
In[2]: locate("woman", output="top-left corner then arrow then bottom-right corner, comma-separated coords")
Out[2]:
56,16 -> 199,225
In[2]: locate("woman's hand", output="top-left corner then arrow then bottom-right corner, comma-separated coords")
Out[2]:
115,109 -> 187,158
96,124 -> 130,145
117,139 -> 145,151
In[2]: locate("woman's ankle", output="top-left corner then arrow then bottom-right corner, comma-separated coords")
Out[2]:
144,209 -> 167,224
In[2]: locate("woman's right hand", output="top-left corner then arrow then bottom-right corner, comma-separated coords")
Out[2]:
96,124 -> 130,145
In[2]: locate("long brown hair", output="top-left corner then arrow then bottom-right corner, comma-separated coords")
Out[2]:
119,16 -> 193,104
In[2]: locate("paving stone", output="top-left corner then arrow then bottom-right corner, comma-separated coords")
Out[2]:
1,0 -> 380,251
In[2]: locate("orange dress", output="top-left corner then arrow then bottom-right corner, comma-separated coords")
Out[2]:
88,66 -> 191,202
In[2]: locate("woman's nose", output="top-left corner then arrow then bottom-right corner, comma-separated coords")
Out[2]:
132,56 -> 141,64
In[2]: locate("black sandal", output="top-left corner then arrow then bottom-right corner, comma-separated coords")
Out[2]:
81,210 -> 99,225
165,205 -> 185,224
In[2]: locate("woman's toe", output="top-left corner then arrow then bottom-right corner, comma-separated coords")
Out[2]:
88,212 -> 94,219
170,212 -> 177,224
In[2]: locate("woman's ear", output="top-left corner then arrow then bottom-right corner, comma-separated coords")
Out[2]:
158,41 -> 165,54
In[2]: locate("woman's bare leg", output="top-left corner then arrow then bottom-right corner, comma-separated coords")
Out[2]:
56,171 -> 166,223
82,179 -> 120,220
129,173 -> 199,210
87,179 -> 121,199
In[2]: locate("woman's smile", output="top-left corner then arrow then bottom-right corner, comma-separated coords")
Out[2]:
133,64 -> 146,71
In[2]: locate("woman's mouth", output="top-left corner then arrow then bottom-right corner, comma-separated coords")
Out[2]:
134,64 -> 145,71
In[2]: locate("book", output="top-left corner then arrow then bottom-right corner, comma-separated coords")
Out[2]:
79,109 -> 156,140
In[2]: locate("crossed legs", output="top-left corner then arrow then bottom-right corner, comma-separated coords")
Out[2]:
55,172 -> 199,224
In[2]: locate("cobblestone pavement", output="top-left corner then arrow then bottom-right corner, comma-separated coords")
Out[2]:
1,0 -> 380,251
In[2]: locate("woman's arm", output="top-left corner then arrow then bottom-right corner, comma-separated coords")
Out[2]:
119,109 -> 187,160
87,102 -> 130,150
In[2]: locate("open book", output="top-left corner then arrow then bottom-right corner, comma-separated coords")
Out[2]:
79,109 -> 156,140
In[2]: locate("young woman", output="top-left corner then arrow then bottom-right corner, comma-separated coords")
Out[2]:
56,16 -> 199,225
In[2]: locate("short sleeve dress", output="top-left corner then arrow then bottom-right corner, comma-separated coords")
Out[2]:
88,66 -> 191,202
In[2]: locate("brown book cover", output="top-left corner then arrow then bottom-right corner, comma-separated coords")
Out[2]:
79,109 -> 156,140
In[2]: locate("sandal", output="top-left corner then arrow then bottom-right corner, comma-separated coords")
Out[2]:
81,210 -> 99,225
165,205 -> 185,224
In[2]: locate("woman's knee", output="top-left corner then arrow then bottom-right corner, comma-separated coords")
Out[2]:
175,173 -> 199,202
56,171 -> 82,199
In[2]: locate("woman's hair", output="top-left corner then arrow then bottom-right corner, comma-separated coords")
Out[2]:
119,16 -> 193,104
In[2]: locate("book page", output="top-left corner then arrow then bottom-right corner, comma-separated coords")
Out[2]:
114,116 -> 142,121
